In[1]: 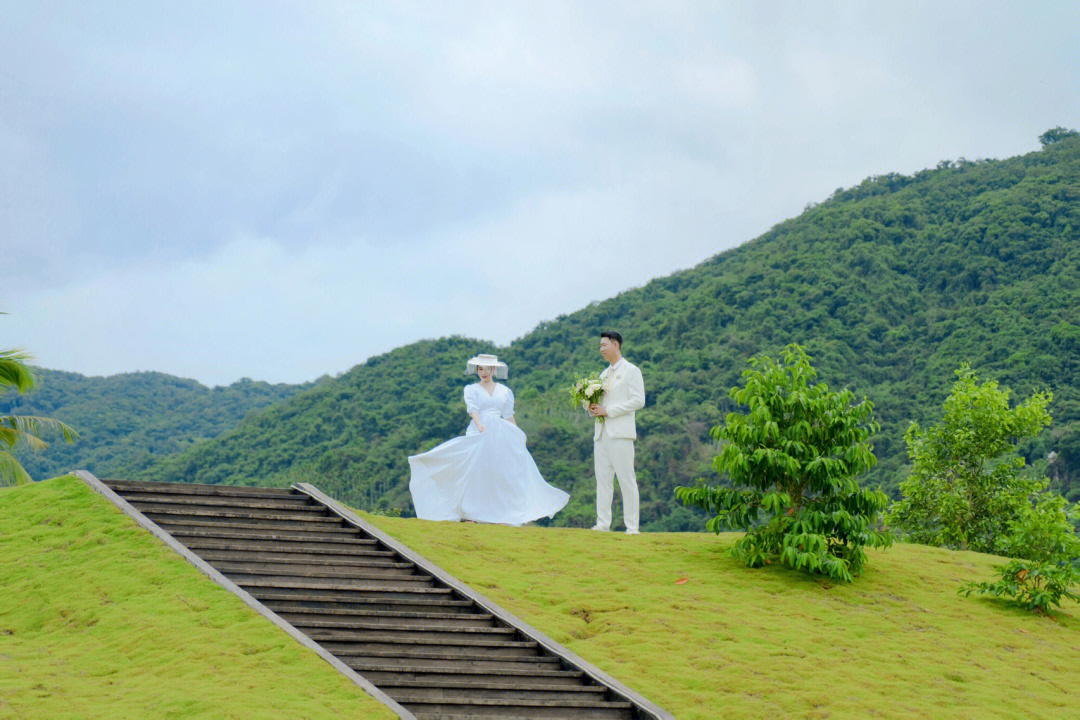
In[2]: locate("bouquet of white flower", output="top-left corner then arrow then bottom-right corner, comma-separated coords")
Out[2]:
569,372 -> 606,423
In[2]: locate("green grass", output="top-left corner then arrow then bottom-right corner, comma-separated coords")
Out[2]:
0,476 -> 396,720
5,475 -> 1076,719
363,515 -> 1080,720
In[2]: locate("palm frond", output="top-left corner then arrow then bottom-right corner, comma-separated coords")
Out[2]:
0,424 -> 47,452
0,415 -> 79,446
0,450 -> 33,486
0,348 -> 36,393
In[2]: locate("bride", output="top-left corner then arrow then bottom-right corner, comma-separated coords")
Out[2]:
408,353 -> 570,525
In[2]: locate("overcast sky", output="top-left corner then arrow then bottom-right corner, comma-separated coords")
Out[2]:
3,1 -> 1078,386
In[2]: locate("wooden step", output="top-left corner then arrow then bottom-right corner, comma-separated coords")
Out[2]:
396,697 -> 634,719
233,578 -> 439,593
120,492 -> 313,511
313,631 -> 526,647
105,479 -> 297,498
255,592 -> 472,613
321,641 -> 541,660
198,551 -> 409,568
343,654 -> 563,672
276,610 -> 496,629
359,666 -> 586,687
130,502 -> 337,524
212,562 -> 421,580
381,681 -> 608,701
225,573 -> 433,589
136,505 -> 341,523
165,527 -> 375,544
243,580 -> 448,592
183,539 -> 394,556
150,518 -> 357,534
242,584 -> 452,603
299,625 -> 518,644
413,715 -> 553,720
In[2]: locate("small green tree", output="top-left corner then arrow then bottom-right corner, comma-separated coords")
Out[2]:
0,347 -> 78,486
960,492 -> 1080,614
886,365 -> 1051,553
676,345 -> 892,583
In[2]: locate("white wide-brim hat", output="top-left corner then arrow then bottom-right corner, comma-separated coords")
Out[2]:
465,353 -> 508,379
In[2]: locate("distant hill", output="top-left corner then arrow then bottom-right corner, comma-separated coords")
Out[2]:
136,133 -> 1080,528
0,369 -> 311,482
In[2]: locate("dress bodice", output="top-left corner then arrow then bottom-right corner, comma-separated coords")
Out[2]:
464,383 -> 515,430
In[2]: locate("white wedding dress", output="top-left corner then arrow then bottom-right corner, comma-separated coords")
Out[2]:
408,383 -> 570,525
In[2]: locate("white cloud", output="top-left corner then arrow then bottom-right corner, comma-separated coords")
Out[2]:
10,235 -> 461,384
786,47 -> 889,109
4,1 -> 1079,387
670,52 -> 758,110
7,151 -> 733,385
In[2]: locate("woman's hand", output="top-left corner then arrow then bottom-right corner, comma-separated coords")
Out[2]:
476,421 -> 486,433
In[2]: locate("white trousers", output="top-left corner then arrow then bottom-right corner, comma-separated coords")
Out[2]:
594,433 -> 639,532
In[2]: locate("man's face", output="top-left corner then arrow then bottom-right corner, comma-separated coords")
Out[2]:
600,337 -> 619,362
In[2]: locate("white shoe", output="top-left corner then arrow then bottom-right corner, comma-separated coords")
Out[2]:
590,524 -> 609,532
625,529 -> 640,535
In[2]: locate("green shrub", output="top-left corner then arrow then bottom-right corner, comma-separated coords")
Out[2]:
887,365 -> 1052,553
961,492 -> 1080,614
677,345 -> 892,582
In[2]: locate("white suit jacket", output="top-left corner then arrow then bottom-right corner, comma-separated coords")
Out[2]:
594,358 -> 645,442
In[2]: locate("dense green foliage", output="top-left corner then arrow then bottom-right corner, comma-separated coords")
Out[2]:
677,345 -> 892,581
960,492 -> 1080,614
0,369 -> 307,481
0,347 -> 77,486
884,364 -> 1079,612
887,366 -> 1053,552
22,133 -> 1080,530
1040,127 -> 1080,147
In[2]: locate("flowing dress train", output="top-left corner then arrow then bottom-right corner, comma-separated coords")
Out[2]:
408,383 -> 569,525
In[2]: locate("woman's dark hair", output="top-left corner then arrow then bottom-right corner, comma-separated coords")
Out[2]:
600,330 -> 623,348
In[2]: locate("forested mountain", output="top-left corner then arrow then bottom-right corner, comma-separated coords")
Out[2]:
128,133 -> 1080,530
0,369 -> 310,481
14,134 -> 1073,526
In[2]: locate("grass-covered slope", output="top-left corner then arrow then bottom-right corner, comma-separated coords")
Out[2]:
0,476 -> 394,720
0,370 -> 310,484
140,135 -> 1080,528
365,515 -> 1079,720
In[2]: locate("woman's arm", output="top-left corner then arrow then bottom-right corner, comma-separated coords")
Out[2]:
464,385 -> 484,431
500,386 -> 516,424
470,411 -> 485,432
505,415 -> 517,426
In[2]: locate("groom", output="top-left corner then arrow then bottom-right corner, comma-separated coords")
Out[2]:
589,330 -> 646,534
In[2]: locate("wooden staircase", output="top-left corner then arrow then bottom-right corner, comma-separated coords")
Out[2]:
97,478 -> 669,720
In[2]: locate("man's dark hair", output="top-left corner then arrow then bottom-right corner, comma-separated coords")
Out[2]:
600,330 -> 623,348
